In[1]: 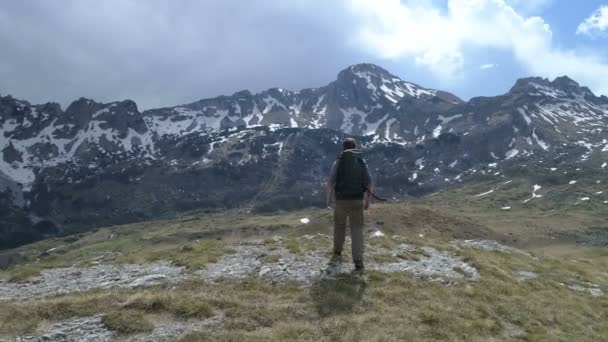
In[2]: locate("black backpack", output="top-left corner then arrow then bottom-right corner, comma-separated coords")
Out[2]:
335,150 -> 367,200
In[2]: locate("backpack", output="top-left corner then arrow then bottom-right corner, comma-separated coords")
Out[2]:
335,149 -> 367,200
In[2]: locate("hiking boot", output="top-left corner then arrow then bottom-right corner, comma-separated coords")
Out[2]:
326,253 -> 343,275
330,252 -> 342,264
354,261 -> 365,272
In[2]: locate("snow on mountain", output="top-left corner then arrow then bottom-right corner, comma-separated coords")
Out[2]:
2,63 -> 608,249
0,96 -> 154,188
419,75 -> 608,163
2,65 -> 607,195
142,64 -> 462,142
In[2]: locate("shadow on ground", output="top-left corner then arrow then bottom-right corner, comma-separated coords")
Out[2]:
309,271 -> 367,317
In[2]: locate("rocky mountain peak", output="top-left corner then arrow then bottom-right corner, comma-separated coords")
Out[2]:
338,63 -> 393,80
551,75 -> 579,88
509,77 -> 549,93
62,98 -> 104,126
509,75 -> 593,98
231,90 -> 253,98
1,95 -> 32,122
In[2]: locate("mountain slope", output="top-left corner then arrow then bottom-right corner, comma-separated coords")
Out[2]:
142,63 -> 462,139
0,63 -> 607,248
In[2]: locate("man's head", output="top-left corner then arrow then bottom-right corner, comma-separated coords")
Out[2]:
342,138 -> 357,150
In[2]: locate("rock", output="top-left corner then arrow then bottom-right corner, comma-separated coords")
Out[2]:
130,274 -> 169,288
200,237 -> 479,284
1,236 -> 481,301
259,267 -> 272,277
517,271 -> 539,281
564,283 -> 605,297
0,262 -> 185,300
8,316 -> 115,342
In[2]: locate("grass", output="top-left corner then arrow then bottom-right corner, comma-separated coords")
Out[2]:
1,180 -> 607,340
1,241 -> 607,341
124,291 -> 215,318
4,264 -> 44,282
0,206 -> 333,278
121,239 -> 235,269
101,310 -> 153,334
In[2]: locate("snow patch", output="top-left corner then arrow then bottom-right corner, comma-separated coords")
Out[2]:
517,108 -> 532,125
415,158 -> 425,170
371,230 -> 385,238
438,114 -> 462,124
505,149 -> 519,160
532,128 -> 549,150
432,125 -> 442,138
475,190 -> 494,197
523,184 -> 542,203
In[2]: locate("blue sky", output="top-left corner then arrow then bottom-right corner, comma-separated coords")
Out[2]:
1,0 -> 608,108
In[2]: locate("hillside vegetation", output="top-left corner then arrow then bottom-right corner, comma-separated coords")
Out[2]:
1,178 -> 607,341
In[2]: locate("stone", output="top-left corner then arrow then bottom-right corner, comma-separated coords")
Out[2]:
565,283 -> 605,297
130,274 -> 168,288
517,271 -> 540,281
259,267 -> 272,277
0,262 -> 184,300
0,236 -> 482,302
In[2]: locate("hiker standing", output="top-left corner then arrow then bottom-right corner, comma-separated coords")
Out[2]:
326,138 -> 373,271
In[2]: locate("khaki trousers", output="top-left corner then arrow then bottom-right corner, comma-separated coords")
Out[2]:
333,199 -> 365,263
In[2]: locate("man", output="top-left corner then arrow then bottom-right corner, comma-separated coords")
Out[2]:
326,138 -> 373,271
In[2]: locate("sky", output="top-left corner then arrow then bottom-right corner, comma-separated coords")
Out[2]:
1,0 -> 608,110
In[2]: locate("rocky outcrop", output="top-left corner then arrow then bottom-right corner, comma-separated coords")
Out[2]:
0,235 -> 481,301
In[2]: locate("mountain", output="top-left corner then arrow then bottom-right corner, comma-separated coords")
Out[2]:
1,63 -> 607,249
142,63 -> 462,138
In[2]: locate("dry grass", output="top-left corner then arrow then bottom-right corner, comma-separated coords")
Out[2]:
1,243 -> 607,341
101,310 -> 153,334
1,185 -> 608,340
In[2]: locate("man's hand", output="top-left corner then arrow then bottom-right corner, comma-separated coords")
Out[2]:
364,189 -> 372,211
327,200 -> 335,209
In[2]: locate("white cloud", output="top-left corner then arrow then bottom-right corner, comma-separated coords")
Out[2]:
480,63 -> 498,70
577,6 -> 608,36
347,0 -> 608,95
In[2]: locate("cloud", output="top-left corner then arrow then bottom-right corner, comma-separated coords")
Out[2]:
346,0 -> 608,95
1,0 -> 607,110
577,5 -> 608,36
479,63 -> 498,70
0,1 -> 360,109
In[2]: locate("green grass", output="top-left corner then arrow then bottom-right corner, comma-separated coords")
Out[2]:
120,239 -> 235,269
4,264 -> 44,282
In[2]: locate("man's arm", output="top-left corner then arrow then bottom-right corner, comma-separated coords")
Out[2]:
363,162 -> 373,210
326,161 -> 338,208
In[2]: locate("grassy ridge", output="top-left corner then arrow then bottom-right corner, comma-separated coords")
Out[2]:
0,176 -> 607,340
